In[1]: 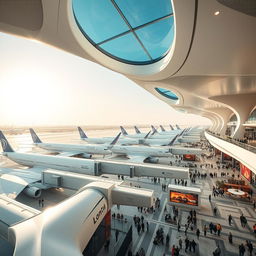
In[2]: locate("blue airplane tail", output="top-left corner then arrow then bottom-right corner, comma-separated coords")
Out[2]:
78,127 -> 88,139
0,131 -> 14,152
29,128 -> 42,143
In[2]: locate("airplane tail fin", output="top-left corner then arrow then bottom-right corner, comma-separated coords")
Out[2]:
134,126 -> 141,134
78,127 -> 88,139
144,131 -> 151,139
29,128 -> 42,143
108,132 -> 121,148
151,125 -> 157,133
120,126 -> 128,136
169,125 -> 174,130
167,134 -> 179,146
179,129 -> 185,137
0,131 -> 14,152
160,125 -> 166,132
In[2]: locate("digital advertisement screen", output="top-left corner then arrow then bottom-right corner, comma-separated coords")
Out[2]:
240,163 -> 252,182
170,191 -> 198,206
183,154 -> 196,161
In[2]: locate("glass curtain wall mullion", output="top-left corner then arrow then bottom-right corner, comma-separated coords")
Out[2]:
110,0 -> 153,60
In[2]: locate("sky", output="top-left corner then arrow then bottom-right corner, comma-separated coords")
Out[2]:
0,32 -> 211,127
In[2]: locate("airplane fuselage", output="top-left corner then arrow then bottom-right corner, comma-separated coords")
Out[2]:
4,152 -> 95,175
111,145 -> 171,158
36,143 -> 111,155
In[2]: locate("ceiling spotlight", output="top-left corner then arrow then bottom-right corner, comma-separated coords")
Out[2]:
214,11 -> 220,16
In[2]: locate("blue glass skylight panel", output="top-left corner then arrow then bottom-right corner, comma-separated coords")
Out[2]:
100,33 -> 150,62
115,0 -> 172,28
135,17 -> 174,60
155,88 -> 178,100
73,0 -> 129,44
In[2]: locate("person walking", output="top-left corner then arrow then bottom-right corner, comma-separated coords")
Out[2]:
228,214 -> 232,226
191,239 -> 197,253
203,224 -> 207,236
185,237 -> 189,252
240,214 -> 245,227
177,222 -> 181,232
115,229 -> 119,242
196,228 -> 200,239
166,234 -> 170,246
141,222 -> 145,232
239,243 -> 245,256
253,223 -> 256,235
213,245 -> 221,256
209,222 -> 214,234
216,224 -> 222,236
228,232 -> 233,244
213,207 -> 217,216
178,237 -> 182,250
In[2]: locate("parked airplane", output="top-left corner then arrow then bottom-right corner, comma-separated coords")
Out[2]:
109,134 -> 180,163
120,126 -> 149,139
148,125 -> 180,139
0,131 -> 188,198
78,127 -> 147,145
30,128 -> 120,157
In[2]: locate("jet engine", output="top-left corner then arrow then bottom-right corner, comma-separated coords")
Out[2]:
82,153 -> 92,159
23,186 -> 42,198
145,157 -> 159,164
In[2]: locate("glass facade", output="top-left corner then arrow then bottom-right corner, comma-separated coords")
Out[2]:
247,108 -> 256,123
72,0 -> 174,64
155,87 -> 179,101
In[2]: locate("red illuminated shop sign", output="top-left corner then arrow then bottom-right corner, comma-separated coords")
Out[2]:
183,154 -> 196,161
240,163 -> 252,182
223,153 -> 232,160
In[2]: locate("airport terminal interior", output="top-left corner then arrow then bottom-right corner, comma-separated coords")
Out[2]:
0,0 -> 256,256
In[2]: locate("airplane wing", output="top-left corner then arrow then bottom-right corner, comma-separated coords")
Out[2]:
0,167 -> 45,198
58,151 -> 79,157
126,155 -> 146,163
0,174 -> 29,198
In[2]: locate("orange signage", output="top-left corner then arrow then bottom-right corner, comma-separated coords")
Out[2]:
183,154 -> 196,161
170,191 -> 198,206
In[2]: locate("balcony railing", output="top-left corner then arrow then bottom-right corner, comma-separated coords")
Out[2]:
206,130 -> 256,154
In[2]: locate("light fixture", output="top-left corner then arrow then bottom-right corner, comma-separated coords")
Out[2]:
214,11 -> 220,16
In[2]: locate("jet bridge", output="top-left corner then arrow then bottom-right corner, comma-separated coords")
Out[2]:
0,177 -> 154,256
94,159 -> 189,179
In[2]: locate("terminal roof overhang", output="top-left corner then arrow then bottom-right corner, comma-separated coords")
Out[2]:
0,0 -> 255,135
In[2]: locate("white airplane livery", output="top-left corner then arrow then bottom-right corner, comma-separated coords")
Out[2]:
109,134 -> 180,163
78,126 -> 146,145
30,128 -> 120,157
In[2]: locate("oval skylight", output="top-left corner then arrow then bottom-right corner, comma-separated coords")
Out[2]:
72,0 -> 175,65
155,87 -> 179,101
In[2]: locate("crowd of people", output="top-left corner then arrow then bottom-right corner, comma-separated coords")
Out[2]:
112,140 -> 256,256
